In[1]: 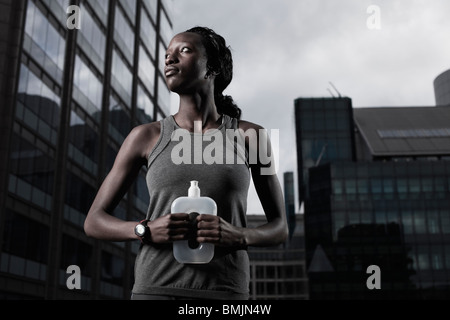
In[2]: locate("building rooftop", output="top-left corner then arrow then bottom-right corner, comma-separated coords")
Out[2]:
353,106 -> 450,157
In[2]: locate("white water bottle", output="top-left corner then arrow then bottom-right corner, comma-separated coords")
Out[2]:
171,181 -> 217,264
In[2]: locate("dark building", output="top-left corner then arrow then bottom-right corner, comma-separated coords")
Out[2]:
247,213 -> 309,300
0,0 -> 173,299
294,97 -> 356,205
284,171 -> 296,240
296,91 -> 450,299
246,171 -> 308,300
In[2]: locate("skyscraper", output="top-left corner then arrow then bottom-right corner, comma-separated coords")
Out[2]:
0,0 -> 173,299
296,85 -> 450,299
294,97 -> 356,205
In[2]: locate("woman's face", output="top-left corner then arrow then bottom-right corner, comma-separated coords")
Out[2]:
164,32 -> 210,94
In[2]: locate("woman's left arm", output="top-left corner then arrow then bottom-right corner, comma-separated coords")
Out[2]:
196,121 -> 288,247
241,122 -> 288,246
244,166 -> 289,246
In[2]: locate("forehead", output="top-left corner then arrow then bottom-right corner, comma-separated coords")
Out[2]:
169,32 -> 204,48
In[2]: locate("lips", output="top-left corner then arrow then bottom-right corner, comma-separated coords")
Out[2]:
164,66 -> 179,76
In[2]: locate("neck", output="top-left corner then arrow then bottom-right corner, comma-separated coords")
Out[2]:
174,92 -> 221,132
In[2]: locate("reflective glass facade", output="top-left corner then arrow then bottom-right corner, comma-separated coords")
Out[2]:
294,97 -> 356,204
295,97 -> 450,299
307,161 -> 450,299
0,0 -> 173,299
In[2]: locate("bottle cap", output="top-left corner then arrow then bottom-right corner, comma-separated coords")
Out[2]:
188,180 -> 200,197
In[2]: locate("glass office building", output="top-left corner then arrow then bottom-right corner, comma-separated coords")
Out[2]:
307,161 -> 450,299
294,97 -> 356,204
295,96 -> 450,299
245,171 -> 309,300
247,213 -> 309,300
0,0 -> 173,299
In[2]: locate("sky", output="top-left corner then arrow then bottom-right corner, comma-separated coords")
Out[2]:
168,0 -> 450,214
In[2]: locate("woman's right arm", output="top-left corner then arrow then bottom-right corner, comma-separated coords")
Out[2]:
84,124 -> 154,241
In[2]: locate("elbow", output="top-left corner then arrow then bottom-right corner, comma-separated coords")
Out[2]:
267,217 -> 289,246
84,211 -> 98,238
278,223 -> 289,244
83,217 -> 93,238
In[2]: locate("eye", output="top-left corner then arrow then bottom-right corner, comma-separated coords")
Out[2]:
180,47 -> 191,53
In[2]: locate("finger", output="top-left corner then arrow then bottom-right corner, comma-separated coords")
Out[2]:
197,229 -> 220,239
197,214 -> 218,222
169,219 -> 190,228
197,235 -> 221,243
197,220 -> 219,230
170,213 -> 190,220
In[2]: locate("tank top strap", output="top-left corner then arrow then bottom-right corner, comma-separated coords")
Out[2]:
225,116 -> 250,168
147,116 -> 177,168
229,116 -> 238,130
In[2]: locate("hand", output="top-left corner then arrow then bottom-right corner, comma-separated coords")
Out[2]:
148,213 -> 190,243
196,214 -> 246,248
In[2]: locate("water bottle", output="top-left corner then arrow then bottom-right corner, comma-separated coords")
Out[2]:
171,181 -> 217,263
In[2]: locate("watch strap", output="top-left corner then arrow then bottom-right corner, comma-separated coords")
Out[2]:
137,219 -> 151,244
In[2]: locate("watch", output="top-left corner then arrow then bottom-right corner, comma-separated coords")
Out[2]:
134,219 -> 151,244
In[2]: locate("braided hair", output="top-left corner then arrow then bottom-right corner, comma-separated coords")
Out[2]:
185,26 -> 242,119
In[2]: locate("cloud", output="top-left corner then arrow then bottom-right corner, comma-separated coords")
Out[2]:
171,0 -> 450,213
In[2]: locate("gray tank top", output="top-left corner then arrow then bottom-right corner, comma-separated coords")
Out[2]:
132,115 -> 251,299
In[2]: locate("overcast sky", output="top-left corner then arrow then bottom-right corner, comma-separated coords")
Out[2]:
168,0 -> 450,214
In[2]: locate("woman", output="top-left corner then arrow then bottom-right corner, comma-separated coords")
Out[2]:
84,26 -> 288,300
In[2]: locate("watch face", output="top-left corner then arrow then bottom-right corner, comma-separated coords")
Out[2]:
135,224 -> 146,236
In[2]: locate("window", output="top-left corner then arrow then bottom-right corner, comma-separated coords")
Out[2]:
159,10 -> 173,46
143,0 -> 157,23
136,85 -> 154,124
377,128 -> 450,139
427,210 -> 440,234
1,211 -> 49,281
101,251 -> 125,298
114,6 -> 134,63
157,76 -> 171,115
402,211 -> 413,234
78,4 -> 106,72
140,9 -> 156,56
73,55 -> 103,117
2,211 -> 49,264
108,94 -> 131,144
118,0 -> 136,24
138,45 -> 155,94
65,171 -> 96,218
89,0 -> 109,25
111,50 -> 133,107
16,64 -> 61,145
23,1 -> 65,83
60,235 -> 93,277
9,131 -> 55,209
68,110 -> 99,175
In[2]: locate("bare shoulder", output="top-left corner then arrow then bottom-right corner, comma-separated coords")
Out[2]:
237,119 -> 264,132
125,121 -> 161,160
131,121 -> 161,137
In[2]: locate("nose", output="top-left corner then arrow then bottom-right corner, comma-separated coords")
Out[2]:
165,53 -> 178,65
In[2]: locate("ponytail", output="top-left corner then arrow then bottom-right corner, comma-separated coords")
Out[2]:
215,94 -> 241,119
186,26 -> 242,120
